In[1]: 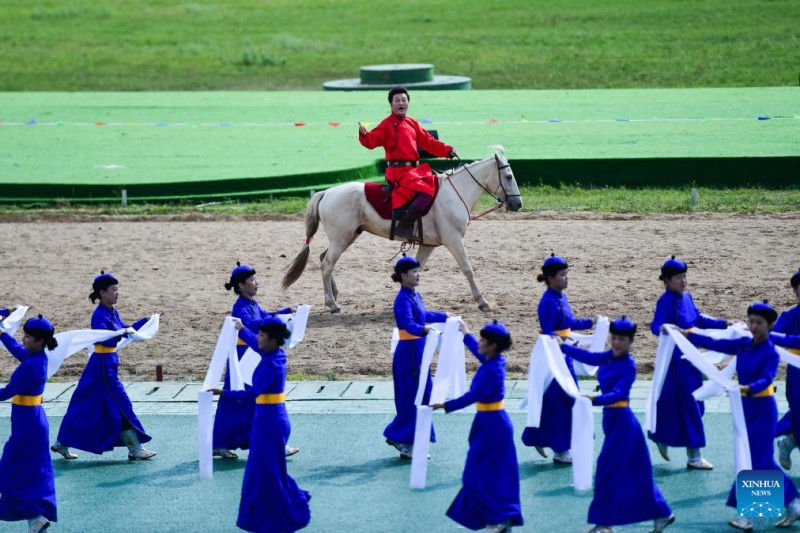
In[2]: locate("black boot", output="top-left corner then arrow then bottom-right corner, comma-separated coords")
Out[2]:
395,203 -> 423,242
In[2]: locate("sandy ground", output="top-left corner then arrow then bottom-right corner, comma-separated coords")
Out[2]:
1,212 -> 799,382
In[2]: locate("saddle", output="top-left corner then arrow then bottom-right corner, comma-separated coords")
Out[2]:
364,179 -> 440,221
364,179 -> 441,244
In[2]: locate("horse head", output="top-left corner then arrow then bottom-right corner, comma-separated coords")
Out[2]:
490,152 -> 523,212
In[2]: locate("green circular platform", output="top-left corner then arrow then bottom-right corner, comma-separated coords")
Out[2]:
359,64 -> 434,85
324,63 -> 471,91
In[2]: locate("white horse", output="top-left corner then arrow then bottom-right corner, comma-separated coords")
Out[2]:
282,152 -> 523,313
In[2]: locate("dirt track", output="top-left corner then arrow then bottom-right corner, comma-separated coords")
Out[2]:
2,212 -> 799,381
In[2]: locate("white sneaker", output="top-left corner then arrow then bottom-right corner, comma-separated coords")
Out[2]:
128,447 -> 157,461
778,436 -> 794,470
687,457 -> 713,470
27,516 -> 50,533
650,515 -> 675,533
553,451 -> 572,464
727,516 -> 753,530
213,448 -> 238,459
51,443 -> 77,460
285,445 -> 300,457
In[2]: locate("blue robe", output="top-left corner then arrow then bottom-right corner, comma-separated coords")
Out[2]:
648,290 -> 726,448
56,305 -> 150,453
444,334 -> 523,530
521,287 -> 592,453
771,306 -> 800,438
686,333 -> 800,508
562,344 -> 672,526
0,309 -> 9,319
0,333 -> 57,523
226,329 -> 310,533
213,296 -> 291,451
384,286 -> 446,446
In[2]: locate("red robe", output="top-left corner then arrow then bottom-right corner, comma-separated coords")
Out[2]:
359,113 -> 453,209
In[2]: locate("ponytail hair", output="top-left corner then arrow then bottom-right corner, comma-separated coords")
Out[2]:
45,337 -> 58,351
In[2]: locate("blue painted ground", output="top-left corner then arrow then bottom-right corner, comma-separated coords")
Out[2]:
0,411 -> 788,532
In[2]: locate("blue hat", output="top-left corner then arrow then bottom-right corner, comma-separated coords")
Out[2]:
394,255 -> 421,275
541,253 -> 568,277
791,268 -> 800,289
227,261 -> 256,289
479,320 -> 512,351
747,300 -> 778,323
609,316 -> 637,337
23,314 -> 55,339
92,271 -> 118,292
258,313 -> 291,341
659,256 -> 687,280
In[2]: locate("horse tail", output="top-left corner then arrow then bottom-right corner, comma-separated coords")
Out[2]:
282,190 -> 324,290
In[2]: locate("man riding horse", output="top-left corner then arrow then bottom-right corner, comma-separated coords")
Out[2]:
358,86 -> 458,242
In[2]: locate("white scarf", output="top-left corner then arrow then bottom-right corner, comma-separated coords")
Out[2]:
645,323 -> 750,434
659,325 -> 752,473
199,316 -> 242,480
569,316 -> 610,377
238,306 -> 311,386
522,335 -> 593,491
0,306 -> 29,336
409,317 -> 468,489
1,308 -> 160,379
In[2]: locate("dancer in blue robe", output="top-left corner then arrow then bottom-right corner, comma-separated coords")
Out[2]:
522,254 -> 594,463
0,315 -> 58,533
51,272 -> 155,461
678,301 -> 800,530
384,255 -> 447,459
648,256 -> 729,469
773,268 -> 800,470
560,317 -> 674,533
213,262 -> 295,459
211,315 -> 310,533
433,320 -> 523,532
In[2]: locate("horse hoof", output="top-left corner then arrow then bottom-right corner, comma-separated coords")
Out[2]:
330,307 -> 342,314
478,303 -> 492,312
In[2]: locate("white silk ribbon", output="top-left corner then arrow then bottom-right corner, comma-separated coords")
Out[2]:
569,315 -> 610,377
663,325 -> 752,474
0,306 -> 29,336
646,323 -> 749,434
409,405 -> 434,489
522,335 -> 593,491
408,317 -> 467,489
197,390 -> 214,480
198,316 -> 244,479
44,314 -> 160,378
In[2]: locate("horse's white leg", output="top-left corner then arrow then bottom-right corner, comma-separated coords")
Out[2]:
441,237 -> 491,312
415,244 -> 436,269
330,231 -> 361,300
320,231 -> 361,313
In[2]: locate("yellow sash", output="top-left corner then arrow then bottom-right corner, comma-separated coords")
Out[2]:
93,344 -> 116,353
605,400 -> 630,408
11,395 -> 43,406
747,385 -> 776,398
256,393 -> 286,404
398,329 -> 422,341
554,329 -> 572,336
476,400 -> 504,411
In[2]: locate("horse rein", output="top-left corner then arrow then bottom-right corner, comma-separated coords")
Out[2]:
445,155 -> 519,224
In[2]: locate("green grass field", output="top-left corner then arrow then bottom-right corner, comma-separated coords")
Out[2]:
1,0 -> 797,91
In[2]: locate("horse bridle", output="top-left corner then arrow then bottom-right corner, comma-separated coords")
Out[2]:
447,154 -> 520,222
